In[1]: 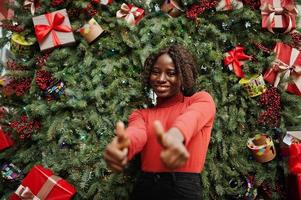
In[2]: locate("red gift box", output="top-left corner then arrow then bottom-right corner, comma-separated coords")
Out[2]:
0,127 -> 14,151
263,42 -> 301,96
288,144 -> 301,200
260,0 -> 297,33
116,3 -> 144,25
0,0 -> 14,21
10,165 -> 76,200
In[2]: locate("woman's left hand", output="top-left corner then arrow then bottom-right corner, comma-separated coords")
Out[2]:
154,120 -> 190,169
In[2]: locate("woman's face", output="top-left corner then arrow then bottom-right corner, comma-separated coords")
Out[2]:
149,53 -> 181,99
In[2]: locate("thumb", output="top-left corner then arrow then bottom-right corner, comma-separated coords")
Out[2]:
116,121 -> 130,150
153,120 -> 166,148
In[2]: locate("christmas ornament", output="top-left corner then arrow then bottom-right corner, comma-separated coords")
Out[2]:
224,46 -> 252,78
32,9 -> 75,52
260,0 -> 298,34
247,134 -> 276,163
0,127 -> 14,151
244,175 -> 258,200
79,18 -> 104,43
239,74 -> 266,97
1,162 -> 23,182
161,0 -> 184,18
45,80 -> 65,100
186,0 -> 219,20
10,116 -> 41,140
35,70 -> 54,90
116,3 -> 144,25
10,165 -> 76,200
10,33 -> 35,55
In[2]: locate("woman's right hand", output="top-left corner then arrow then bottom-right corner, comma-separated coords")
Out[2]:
103,121 -> 130,172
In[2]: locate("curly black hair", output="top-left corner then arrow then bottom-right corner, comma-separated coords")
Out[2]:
143,44 -> 198,96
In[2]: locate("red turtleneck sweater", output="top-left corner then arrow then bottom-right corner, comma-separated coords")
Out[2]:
125,91 -> 216,173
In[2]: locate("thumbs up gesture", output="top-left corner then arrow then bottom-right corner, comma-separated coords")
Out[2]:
153,120 -> 190,170
103,121 -> 130,172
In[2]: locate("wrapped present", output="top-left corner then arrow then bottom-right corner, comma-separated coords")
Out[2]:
263,42 -> 301,96
247,134 -> 276,163
0,0 -> 14,21
32,9 -> 75,52
224,46 -> 252,78
10,33 -> 35,55
1,163 -> 23,181
23,0 -> 40,15
161,0 -> 184,18
260,0 -> 297,33
0,127 -> 14,151
216,0 -> 243,11
116,3 -> 144,25
79,18 -> 104,43
239,74 -> 267,97
100,0 -> 112,5
10,165 -> 76,200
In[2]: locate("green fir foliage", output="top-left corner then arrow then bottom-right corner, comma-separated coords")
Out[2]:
1,0 -> 301,199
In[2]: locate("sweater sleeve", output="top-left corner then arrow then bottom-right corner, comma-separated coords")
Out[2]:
172,91 -> 216,145
125,110 -> 148,160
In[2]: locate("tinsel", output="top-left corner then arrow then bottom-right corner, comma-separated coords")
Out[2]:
35,70 -> 54,90
241,0 -> 261,10
10,116 -> 40,140
186,0 -> 218,20
0,24 -> 24,33
257,87 -> 281,128
2,78 -> 32,97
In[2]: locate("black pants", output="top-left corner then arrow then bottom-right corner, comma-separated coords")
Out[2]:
131,172 -> 202,200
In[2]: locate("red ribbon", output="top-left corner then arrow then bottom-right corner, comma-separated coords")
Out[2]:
224,46 -> 252,78
289,144 -> 301,174
34,12 -> 72,47
225,0 -> 232,10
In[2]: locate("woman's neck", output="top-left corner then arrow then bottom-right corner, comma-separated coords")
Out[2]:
156,92 -> 184,108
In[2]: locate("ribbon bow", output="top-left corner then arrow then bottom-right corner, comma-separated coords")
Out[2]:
23,0 -> 39,15
289,144 -> 301,174
268,47 -> 301,93
116,3 -> 144,25
15,185 -> 39,200
34,12 -> 72,47
260,2 -> 298,33
224,46 -> 252,78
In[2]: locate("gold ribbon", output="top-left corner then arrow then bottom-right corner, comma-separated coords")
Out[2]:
116,3 -> 143,25
23,0 -> 36,15
260,2 -> 298,33
15,186 -> 38,200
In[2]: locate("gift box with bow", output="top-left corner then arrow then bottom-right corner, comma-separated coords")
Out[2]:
260,0 -> 298,33
216,0 -> 243,11
161,0 -> 184,17
0,0 -> 14,21
116,3 -> 144,25
263,42 -> 301,96
32,9 -> 75,52
223,46 -> 252,78
79,18 -> 104,43
10,165 -> 76,200
0,128 -> 14,151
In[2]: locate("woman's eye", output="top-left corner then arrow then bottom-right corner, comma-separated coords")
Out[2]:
151,71 -> 159,75
168,72 -> 176,76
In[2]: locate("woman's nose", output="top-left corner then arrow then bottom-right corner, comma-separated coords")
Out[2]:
158,73 -> 167,82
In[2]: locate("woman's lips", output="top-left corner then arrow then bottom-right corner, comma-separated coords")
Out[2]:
155,85 -> 170,92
